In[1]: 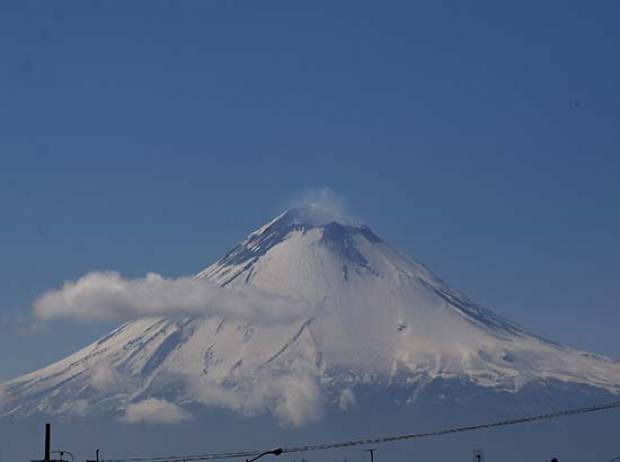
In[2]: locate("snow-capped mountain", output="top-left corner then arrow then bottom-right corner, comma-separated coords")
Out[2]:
3,206 -> 620,424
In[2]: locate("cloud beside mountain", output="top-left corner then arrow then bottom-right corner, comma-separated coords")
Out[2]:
123,399 -> 193,425
33,271 -> 311,326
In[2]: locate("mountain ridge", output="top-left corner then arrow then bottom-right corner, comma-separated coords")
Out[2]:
2,206 -> 619,424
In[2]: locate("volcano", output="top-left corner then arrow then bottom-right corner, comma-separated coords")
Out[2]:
3,206 -> 620,425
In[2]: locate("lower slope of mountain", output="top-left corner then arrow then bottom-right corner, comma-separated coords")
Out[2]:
3,206 -> 620,425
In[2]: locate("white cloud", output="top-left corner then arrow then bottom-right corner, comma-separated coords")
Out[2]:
123,399 -> 193,425
33,271 -> 311,325
90,361 -> 126,393
192,364 -> 323,427
273,375 -> 322,426
337,388 -> 356,411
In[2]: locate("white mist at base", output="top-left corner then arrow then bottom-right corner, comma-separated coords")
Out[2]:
123,399 -> 193,425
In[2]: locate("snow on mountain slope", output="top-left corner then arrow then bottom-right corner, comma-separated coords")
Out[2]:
3,206 -> 620,423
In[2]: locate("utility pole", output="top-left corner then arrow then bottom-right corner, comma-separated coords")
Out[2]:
31,423 -> 75,462
86,448 -> 101,462
45,423 -> 51,462
31,423 -> 53,462
364,448 -> 376,462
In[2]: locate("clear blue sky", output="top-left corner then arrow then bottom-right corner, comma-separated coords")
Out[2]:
1,1 -> 619,379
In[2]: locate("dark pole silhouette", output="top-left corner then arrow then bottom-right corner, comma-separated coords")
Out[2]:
44,423 -> 51,462
246,448 -> 283,462
86,448 -> 101,462
364,448 -> 376,462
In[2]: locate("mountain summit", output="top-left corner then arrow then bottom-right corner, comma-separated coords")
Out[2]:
3,207 -> 620,424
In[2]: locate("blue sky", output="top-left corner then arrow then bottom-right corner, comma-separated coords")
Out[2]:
1,1 -> 619,379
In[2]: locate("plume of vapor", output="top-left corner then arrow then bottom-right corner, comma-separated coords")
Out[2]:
33,271 -> 311,325
287,187 -> 356,224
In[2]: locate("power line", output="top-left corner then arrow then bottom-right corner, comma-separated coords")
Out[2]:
106,399 -> 620,462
